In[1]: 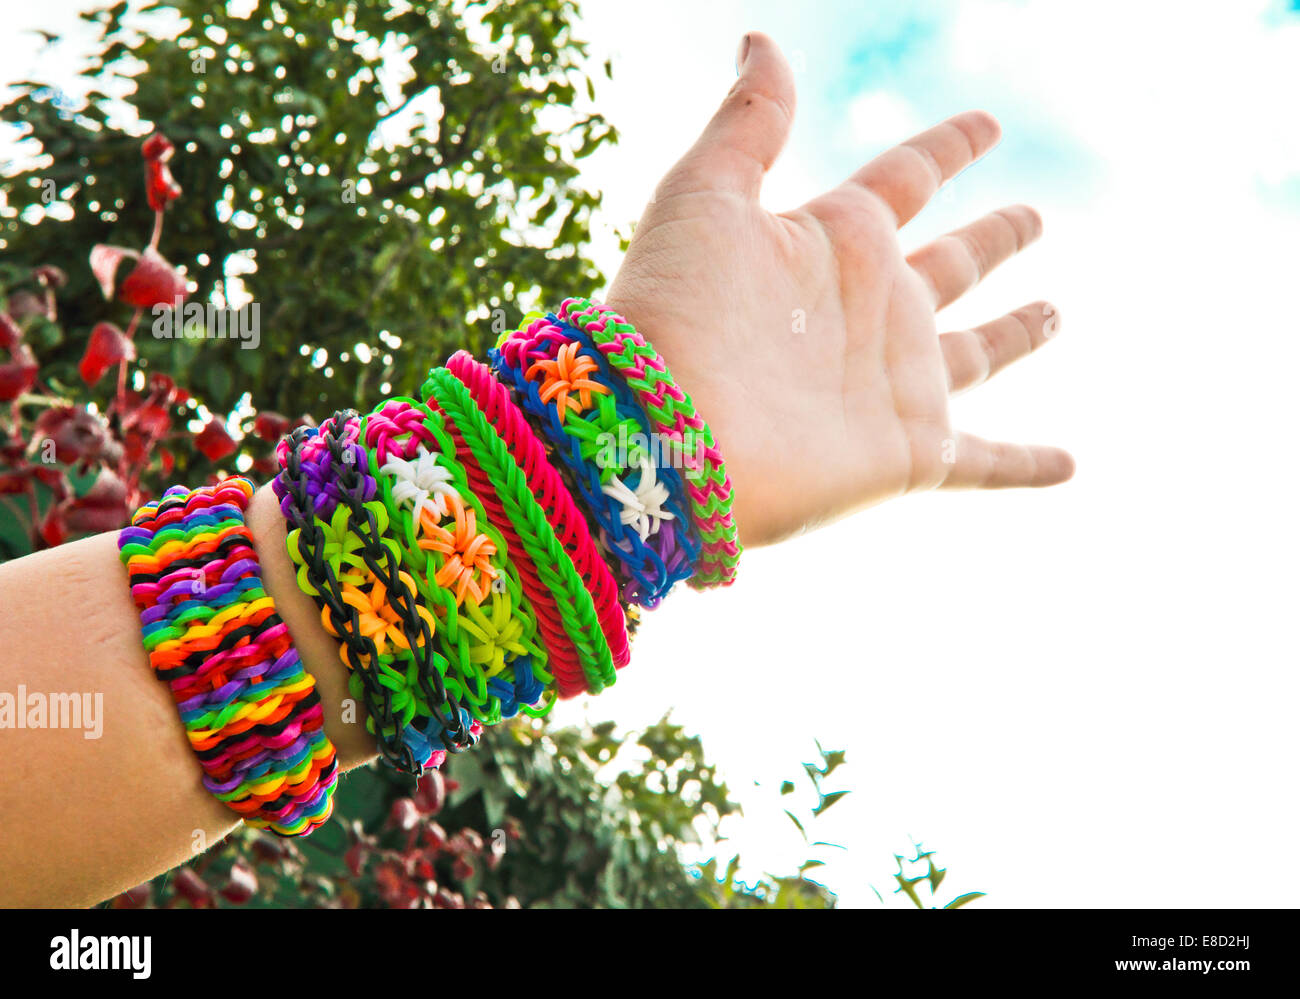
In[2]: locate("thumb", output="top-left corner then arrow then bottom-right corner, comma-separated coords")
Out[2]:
666,32 -> 796,199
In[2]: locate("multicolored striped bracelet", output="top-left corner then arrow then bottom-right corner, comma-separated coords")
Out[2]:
273,413 -> 474,774
490,316 -> 698,606
360,397 -> 554,722
558,298 -> 742,588
447,350 -> 631,673
424,365 -> 618,695
117,477 -> 338,836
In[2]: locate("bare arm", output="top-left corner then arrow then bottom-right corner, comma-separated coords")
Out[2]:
0,485 -> 377,907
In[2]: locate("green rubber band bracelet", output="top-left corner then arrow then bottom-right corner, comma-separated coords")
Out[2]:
423,366 -> 617,694
361,397 -> 555,722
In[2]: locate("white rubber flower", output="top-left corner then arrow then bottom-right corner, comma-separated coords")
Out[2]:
601,456 -> 674,541
382,447 -> 460,522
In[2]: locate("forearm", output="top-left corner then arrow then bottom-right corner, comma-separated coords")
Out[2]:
0,484 -> 376,908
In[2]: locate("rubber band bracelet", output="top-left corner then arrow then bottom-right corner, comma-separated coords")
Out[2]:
421,370 -> 593,697
117,477 -> 338,836
359,397 -> 554,723
424,366 -> 617,695
490,316 -> 699,606
446,351 -> 631,670
274,413 -> 434,772
557,298 -> 742,588
273,412 -> 474,774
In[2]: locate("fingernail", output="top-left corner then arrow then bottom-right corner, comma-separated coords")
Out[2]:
736,34 -> 751,75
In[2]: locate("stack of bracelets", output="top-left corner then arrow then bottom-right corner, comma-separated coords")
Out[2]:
117,298 -> 740,835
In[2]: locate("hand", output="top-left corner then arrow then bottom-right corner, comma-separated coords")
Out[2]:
607,32 -> 1073,547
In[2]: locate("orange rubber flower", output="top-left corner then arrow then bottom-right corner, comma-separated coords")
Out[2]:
328,570 -> 435,659
417,494 -> 498,605
526,340 -> 607,423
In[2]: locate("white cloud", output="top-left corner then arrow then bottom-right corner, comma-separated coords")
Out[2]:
846,89 -> 925,149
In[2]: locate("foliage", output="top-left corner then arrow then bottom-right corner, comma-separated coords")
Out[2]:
1,0 -> 615,491
107,715 -> 839,909
692,739 -> 849,909
874,842 -> 986,910
3,0 -> 841,912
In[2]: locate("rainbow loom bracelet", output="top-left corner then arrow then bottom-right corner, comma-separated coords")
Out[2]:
490,316 -> 699,606
117,477 -> 338,836
446,350 -> 631,671
557,298 -> 741,587
359,397 -> 554,722
273,412 -> 474,773
424,365 -> 618,695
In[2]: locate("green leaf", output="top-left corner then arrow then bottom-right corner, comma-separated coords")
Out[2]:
943,892 -> 986,909
821,749 -> 847,777
813,790 -> 849,816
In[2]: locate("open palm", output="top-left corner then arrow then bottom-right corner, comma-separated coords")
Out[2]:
607,33 -> 1073,547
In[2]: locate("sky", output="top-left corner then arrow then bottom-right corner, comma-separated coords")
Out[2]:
562,0 -> 1300,908
3,0 -> 1298,908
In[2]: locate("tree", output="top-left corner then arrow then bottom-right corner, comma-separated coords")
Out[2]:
1,0 -> 614,476
2,0 -> 838,909
107,715 -> 839,909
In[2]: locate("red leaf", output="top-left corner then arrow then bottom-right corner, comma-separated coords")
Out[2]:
118,248 -> 187,309
0,312 -> 22,350
39,504 -> 67,548
123,429 -> 147,465
0,471 -> 32,494
79,322 -> 135,386
6,290 -> 51,323
32,265 -> 67,290
142,132 -> 174,162
250,835 -> 287,864
62,468 -> 129,533
134,404 -> 172,438
413,770 -> 445,815
89,244 -> 139,301
145,158 -> 183,211
30,465 -> 70,499
194,419 -> 236,462
0,344 -> 38,401
422,821 -> 447,852
172,867 -> 212,907
218,859 -> 258,905
252,411 -> 291,442
31,406 -> 111,466
388,798 -> 419,832
146,372 -> 176,401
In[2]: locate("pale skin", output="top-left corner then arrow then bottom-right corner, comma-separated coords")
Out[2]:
0,32 -> 1070,907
